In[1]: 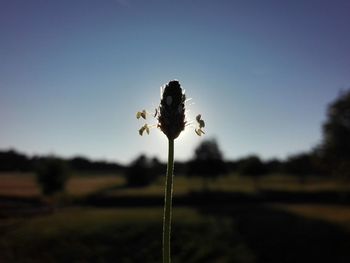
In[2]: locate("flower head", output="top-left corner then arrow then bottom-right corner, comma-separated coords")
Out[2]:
158,80 -> 186,140
136,80 -> 205,139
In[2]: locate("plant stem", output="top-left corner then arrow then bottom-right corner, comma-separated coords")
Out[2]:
163,139 -> 174,263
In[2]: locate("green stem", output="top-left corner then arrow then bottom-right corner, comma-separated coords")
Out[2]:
163,139 -> 174,263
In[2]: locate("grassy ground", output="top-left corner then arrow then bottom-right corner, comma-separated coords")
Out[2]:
272,204 -> 350,229
1,173 -> 349,198
105,174 -> 350,197
1,173 -> 350,262
0,207 -> 254,263
0,172 -> 124,198
1,205 -> 350,263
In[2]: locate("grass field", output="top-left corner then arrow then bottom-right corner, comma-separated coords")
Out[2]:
100,174 -> 350,197
1,172 -> 350,262
1,172 -> 349,198
0,172 -> 124,198
0,207 -> 255,263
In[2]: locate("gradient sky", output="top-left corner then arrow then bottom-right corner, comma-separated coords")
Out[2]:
1,0 -> 350,164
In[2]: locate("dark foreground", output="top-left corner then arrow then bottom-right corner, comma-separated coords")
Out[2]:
1,191 -> 350,263
1,174 -> 350,262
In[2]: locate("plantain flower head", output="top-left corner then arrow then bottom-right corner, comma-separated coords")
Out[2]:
136,80 -> 205,139
158,80 -> 186,140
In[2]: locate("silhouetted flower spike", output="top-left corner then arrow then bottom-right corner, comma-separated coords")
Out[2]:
136,80 -> 205,138
158,80 -> 186,140
135,79 -> 206,263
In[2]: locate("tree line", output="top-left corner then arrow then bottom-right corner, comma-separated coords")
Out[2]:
126,88 -> 350,186
0,151 -> 125,174
0,139 -> 327,179
0,88 -> 349,194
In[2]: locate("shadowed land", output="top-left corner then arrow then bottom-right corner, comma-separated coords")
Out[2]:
1,173 -> 350,262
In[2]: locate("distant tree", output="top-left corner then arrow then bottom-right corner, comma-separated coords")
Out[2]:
284,153 -> 316,183
0,149 -> 32,172
126,155 -> 159,187
285,153 -> 311,174
70,156 -> 91,171
321,89 -> 350,178
310,146 -> 328,176
238,155 -> 266,177
173,161 -> 188,175
68,156 -> 125,174
36,157 -> 70,196
187,139 -> 227,190
226,160 -> 239,174
265,158 -> 283,174
150,157 -> 166,178
237,155 -> 266,191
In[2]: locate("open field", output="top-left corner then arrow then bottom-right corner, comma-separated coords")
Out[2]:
1,172 -> 350,199
1,173 -> 350,262
0,173 -> 124,198
108,174 -> 350,197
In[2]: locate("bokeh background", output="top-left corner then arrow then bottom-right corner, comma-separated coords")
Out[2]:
1,0 -> 350,262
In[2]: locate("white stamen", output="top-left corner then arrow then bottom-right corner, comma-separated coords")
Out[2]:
186,121 -> 194,127
160,86 -> 164,98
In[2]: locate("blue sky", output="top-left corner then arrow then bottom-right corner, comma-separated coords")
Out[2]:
1,0 -> 349,164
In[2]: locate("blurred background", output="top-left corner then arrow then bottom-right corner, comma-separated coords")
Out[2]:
1,0 -> 350,262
